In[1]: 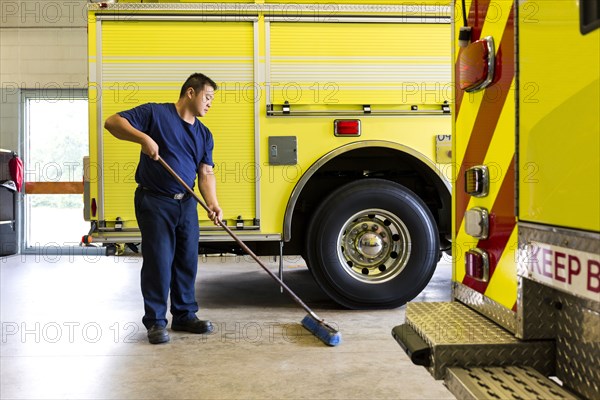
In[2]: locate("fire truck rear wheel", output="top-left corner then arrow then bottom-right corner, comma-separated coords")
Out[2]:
305,179 -> 440,309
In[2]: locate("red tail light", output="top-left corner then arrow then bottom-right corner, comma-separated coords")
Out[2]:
91,198 -> 97,217
334,120 -> 361,137
465,248 -> 490,282
459,36 -> 495,92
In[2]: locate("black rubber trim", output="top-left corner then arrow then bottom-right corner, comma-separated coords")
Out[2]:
391,324 -> 431,367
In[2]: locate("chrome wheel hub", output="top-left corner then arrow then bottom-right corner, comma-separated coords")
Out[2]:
337,208 -> 411,284
357,232 -> 384,258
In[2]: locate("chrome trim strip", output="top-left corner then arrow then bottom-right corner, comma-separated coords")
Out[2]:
97,226 -> 260,232
283,140 -> 452,241
83,156 -> 90,221
96,15 -> 259,22
253,19 -> 261,227
265,20 -> 272,106
267,109 -> 450,117
519,221 -> 600,246
89,3 -> 451,16
90,233 -> 281,243
253,20 -> 261,225
96,18 -> 104,221
264,16 -> 450,24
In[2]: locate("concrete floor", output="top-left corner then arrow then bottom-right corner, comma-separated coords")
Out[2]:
0,251 -> 455,399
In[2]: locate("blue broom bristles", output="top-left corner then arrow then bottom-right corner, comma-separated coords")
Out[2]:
301,315 -> 342,346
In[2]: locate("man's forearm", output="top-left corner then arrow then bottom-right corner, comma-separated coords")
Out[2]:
198,173 -> 219,208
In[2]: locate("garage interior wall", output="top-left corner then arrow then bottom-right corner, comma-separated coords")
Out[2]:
0,0 -> 88,151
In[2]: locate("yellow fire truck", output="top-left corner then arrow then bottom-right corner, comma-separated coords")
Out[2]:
394,0 -> 599,398
84,0 -> 453,308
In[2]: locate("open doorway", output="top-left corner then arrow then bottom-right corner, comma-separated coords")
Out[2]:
21,90 -> 90,251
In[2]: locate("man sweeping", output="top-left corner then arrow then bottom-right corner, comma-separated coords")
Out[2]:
104,73 -> 223,344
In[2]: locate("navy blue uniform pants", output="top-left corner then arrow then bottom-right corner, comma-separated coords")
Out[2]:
134,187 -> 200,329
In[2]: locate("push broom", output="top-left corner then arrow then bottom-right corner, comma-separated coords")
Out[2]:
158,156 -> 341,346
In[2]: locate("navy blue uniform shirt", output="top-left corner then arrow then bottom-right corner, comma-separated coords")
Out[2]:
118,103 -> 214,194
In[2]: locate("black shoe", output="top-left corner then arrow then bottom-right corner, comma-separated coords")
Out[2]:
147,324 -> 170,344
171,317 -> 214,334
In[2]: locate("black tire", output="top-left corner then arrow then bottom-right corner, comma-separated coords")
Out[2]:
305,179 -> 440,309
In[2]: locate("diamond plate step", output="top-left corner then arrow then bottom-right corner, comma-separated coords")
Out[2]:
403,302 -> 555,379
445,366 -> 579,400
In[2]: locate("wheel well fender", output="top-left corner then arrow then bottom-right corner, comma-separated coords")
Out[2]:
283,140 -> 451,242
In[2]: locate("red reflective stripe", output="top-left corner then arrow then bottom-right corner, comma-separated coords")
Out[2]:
455,3 -> 515,233
455,0 -> 491,117
462,156 -> 516,292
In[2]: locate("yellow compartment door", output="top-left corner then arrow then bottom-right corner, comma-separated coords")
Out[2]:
98,19 -> 256,226
518,1 -> 600,232
267,21 -> 451,107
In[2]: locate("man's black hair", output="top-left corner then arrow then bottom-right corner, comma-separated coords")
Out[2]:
179,73 -> 218,98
